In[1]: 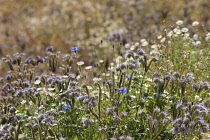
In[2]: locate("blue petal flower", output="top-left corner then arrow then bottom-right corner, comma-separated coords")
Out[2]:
71,47 -> 79,52
62,104 -> 71,110
126,74 -> 131,78
118,87 -> 127,93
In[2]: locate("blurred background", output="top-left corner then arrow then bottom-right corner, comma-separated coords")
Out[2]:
0,0 -> 209,75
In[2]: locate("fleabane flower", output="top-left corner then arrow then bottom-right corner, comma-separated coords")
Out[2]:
34,80 -> 41,85
194,95 -> 202,101
176,20 -> 183,25
205,33 -> 210,41
91,90 -> 99,96
118,87 -> 127,93
181,28 -> 189,33
125,43 -> 130,49
85,66 -> 92,70
194,41 -> 201,46
18,134 -> 26,139
99,60 -> 104,63
77,61 -> 84,66
29,101 -> 34,105
192,21 -> 199,26
93,77 -> 102,82
142,41 -> 148,46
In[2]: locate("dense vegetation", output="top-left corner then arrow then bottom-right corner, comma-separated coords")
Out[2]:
0,0 -> 210,140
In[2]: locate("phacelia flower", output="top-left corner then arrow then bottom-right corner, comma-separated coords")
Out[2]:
77,61 -> 84,66
118,87 -> 127,93
71,47 -> 79,52
62,104 -> 71,110
46,46 -> 53,53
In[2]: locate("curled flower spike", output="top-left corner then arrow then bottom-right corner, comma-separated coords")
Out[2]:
118,87 -> 127,93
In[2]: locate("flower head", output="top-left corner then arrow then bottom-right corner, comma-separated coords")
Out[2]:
77,61 -> 84,66
62,104 -> 71,110
192,21 -> 199,26
71,47 -> 79,52
176,20 -> 183,25
85,66 -> 92,70
46,46 -> 53,53
118,87 -> 127,93
182,28 -> 189,33
91,90 -> 99,96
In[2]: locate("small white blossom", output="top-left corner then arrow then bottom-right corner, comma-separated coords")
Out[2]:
77,61 -> 84,66
87,86 -> 93,90
142,41 -> 148,46
93,77 -> 102,82
195,41 -> 201,46
157,35 -> 162,39
124,43 -> 130,49
21,100 -> 27,104
91,90 -> 99,96
194,95 -> 202,101
29,101 -> 34,105
85,66 -> 92,70
160,37 -> 166,43
134,42 -> 140,47
99,60 -> 104,63
181,28 -> 189,33
176,20 -> 183,25
140,39 -> 146,43
34,80 -> 41,85
130,45 -> 136,50
192,21 -> 199,26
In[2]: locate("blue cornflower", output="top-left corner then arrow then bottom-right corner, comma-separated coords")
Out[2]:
126,74 -> 131,78
62,104 -> 71,110
118,87 -> 127,93
71,47 -> 79,52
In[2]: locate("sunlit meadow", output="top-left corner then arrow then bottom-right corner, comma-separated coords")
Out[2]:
0,0 -> 210,140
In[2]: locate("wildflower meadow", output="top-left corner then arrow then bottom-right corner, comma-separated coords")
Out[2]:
0,0 -> 210,140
